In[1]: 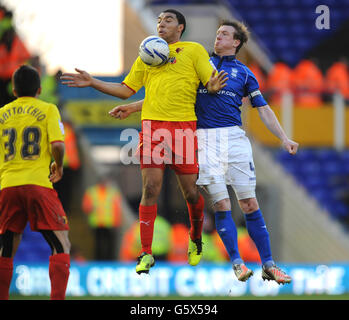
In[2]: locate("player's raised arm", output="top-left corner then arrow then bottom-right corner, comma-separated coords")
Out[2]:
109,100 -> 143,119
60,68 -> 135,100
257,105 -> 299,155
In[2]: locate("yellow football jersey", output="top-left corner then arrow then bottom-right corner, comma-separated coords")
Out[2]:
0,97 -> 65,189
123,41 -> 213,121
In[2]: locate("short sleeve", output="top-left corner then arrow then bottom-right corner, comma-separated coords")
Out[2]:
47,104 -> 65,143
122,57 -> 145,93
192,43 -> 214,86
245,71 -> 268,107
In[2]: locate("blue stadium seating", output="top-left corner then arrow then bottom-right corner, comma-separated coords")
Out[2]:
225,0 -> 349,66
275,148 -> 349,222
148,0 -> 349,67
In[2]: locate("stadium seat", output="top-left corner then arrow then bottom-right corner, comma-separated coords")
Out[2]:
293,148 -> 316,163
244,11 -> 265,23
315,149 -> 340,162
274,147 -> 349,222
311,187 -> 328,203
271,25 -> 288,37
339,150 -> 349,162
290,24 -> 307,35
322,161 -> 342,176
261,0 -> 279,7
302,176 -> 327,191
342,162 -> 349,175
332,202 -> 349,219
286,9 -> 303,21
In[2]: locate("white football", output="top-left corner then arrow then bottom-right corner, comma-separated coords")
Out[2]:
139,36 -> 169,67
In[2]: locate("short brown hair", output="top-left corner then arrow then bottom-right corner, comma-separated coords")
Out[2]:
219,20 -> 249,53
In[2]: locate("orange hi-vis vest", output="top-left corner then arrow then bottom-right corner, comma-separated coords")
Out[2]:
249,62 -> 266,92
167,223 -> 189,262
0,35 -> 31,80
63,122 -> 80,170
237,227 -> 261,263
266,62 -> 293,105
326,62 -> 349,99
292,60 -> 324,108
82,184 -> 122,228
119,222 -> 140,261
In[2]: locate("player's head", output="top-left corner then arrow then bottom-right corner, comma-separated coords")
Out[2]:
12,65 -> 41,97
214,20 -> 249,55
157,9 -> 186,43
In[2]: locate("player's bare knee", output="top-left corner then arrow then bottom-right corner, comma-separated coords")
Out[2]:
183,187 -> 199,204
142,182 -> 161,201
64,239 -> 71,254
214,198 -> 231,211
60,234 -> 71,254
239,198 -> 259,214
40,230 -> 70,255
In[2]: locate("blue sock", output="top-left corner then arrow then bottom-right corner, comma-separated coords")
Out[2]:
215,211 -> 243,265
244,209 -> 274,267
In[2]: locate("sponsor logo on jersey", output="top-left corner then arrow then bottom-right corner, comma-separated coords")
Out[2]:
231,68 -> 238,78
198,88 -> 236,97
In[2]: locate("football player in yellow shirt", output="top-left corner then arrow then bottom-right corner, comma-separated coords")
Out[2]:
0,65 -> 70,300
61,9 -> 227,274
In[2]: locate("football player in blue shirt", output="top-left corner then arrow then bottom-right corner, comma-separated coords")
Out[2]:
109,20 -> 298,285
195,20 -> 298,284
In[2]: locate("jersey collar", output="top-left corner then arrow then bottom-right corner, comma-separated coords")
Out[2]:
212,52 -> 236,61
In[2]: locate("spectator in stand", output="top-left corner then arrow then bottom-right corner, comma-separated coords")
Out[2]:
82,176 -> 123,260
325,57 -> 349,104
54,120 -> 81,212
237,227 -> 260,263
167,223 -> 190,263
0,6 -> 31,107
291,58 -> 324,108
266,60 -> 293,106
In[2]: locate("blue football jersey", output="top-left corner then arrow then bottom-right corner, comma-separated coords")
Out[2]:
195,54 -> 267,129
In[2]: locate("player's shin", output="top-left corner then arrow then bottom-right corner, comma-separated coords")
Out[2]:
139,204 -> 157,254
186,193 -> 204,240
49,253 -> 70,300
0,257 -> 13,300
244,209 -> 274,266
215,211 -> 242,264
